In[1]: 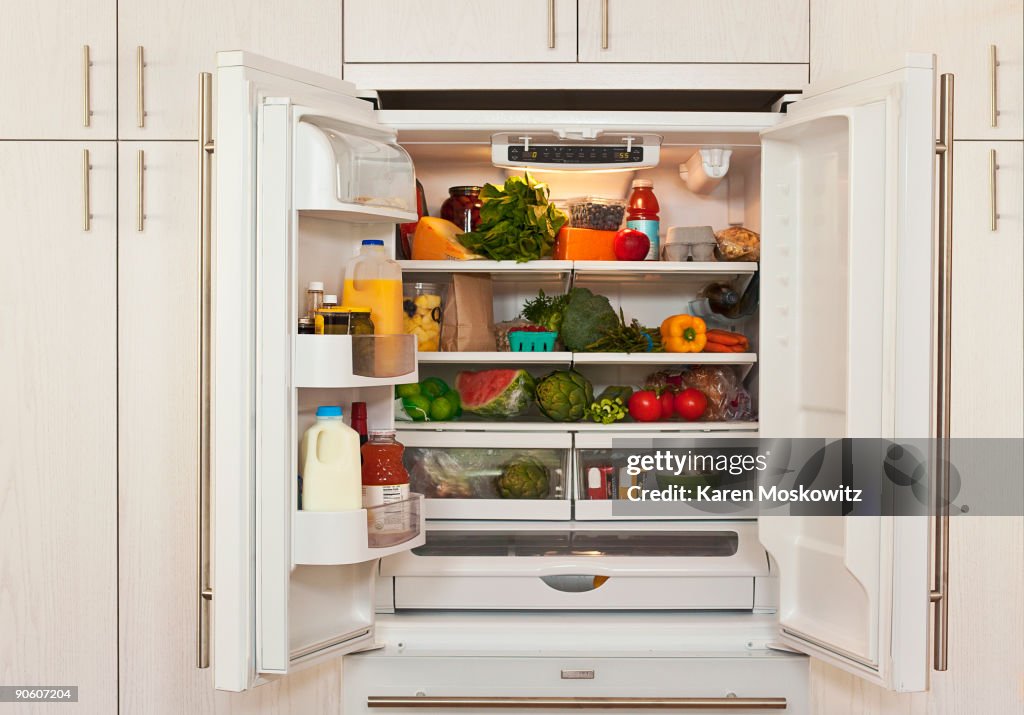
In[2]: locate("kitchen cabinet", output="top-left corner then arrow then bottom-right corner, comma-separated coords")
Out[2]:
117,0 -> 342,139
577,0 -> 809,64
343,0 -> 578,63
811,0 -> 1023,140
0,1 -> 116,138
116,140 -> 349,715
0,141 -> 117,712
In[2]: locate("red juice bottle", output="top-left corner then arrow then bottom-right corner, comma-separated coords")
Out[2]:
626,179 -> 661,261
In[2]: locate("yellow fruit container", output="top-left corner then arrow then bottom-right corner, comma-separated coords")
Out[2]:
402,282 -> 447,352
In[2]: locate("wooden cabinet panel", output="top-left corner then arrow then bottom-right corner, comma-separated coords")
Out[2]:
0,141 -> 117,712
578,0 -> 809,63
344,0 -> 578,63
117,141 -> 347,714
0,2 -> 116,138
117,0 -> 342,140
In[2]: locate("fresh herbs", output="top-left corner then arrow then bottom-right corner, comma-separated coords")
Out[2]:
520,290 -> 570,333
584,309 -> 663,353
458,174 -> 567,262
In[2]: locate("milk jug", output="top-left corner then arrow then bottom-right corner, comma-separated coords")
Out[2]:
299,405 -> 362,511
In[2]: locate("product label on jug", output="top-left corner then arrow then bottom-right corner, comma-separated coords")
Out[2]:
363,484 -> 411,533
627,219 -> 660,260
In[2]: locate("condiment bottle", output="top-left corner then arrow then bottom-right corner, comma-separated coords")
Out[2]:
699,282 -> 741,316
626,179 -> 661,261
306,281 -> 324,320
361,430 -> 411,533
314,294 -> 339,334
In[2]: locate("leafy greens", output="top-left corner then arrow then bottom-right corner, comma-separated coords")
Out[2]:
458,174 -> 567,262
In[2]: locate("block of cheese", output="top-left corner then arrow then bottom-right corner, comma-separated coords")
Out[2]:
411,217 -> 484,261
553,227 -> 617,261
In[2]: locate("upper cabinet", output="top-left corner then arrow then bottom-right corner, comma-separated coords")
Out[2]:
117,0 -> 342,139
344,0 -> 578,63
577,0 -> 809,63
0,1 -> 116,139
811,0 -> 1023,140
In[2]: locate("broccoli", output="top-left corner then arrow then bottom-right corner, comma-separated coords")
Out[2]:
559,287 -> 619,351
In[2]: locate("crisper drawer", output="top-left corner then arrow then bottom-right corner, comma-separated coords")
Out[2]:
344,654 -> 809,713
573,431 -> 760,521
397,431 -> 572,520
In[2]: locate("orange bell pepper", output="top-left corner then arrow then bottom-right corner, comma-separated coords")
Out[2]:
661,314 -> 707,353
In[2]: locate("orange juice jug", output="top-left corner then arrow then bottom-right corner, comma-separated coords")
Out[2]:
342,239 -> 403,335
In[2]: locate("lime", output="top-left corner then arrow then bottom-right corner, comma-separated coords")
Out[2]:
428,394 -> 457,422
446,390 -> 462,417
401,394 -> 432,421
419,376 -> 450,399
395,382 -> 421,399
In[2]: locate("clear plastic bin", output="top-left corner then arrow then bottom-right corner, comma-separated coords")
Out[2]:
567,196 -> 627,231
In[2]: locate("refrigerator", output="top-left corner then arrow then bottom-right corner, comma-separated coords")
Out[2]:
207,51 -> 944,711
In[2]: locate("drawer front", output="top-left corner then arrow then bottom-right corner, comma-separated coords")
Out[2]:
345,654 -> 808,713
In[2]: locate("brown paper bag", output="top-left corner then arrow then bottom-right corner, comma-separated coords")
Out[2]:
441,273 -> 497,352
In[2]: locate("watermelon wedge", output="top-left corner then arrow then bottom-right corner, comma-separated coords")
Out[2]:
455,369 -> 536,418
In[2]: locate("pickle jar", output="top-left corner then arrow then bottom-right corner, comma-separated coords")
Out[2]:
317,307 -> 351,335
347,307 -> 375,335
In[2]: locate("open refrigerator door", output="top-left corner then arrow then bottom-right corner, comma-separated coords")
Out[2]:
211,52 -> 424,692
757,55 -> 938,691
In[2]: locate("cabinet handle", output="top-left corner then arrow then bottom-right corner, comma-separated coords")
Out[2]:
196,71 -> 215,670
990,45 -> 999,128
367,696 -> 787,709
137,46 -> 146,128
82,148 -> 91,231
136,149 -> 145,232
989,149 -> 998,231
83,45 -> 92,127
931,72 -> 954,673
547,0 -> 555,48
601,0 -> 609,49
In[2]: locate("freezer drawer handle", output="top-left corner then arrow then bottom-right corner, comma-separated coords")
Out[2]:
367,696 -> 787,709
196,71 -> 215,670
931,72 -> 954,673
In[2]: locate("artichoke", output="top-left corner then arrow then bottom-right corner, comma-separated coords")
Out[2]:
495,458 -> 551,499
535,370 -> 594,422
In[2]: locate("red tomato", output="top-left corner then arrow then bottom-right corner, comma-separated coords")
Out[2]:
674,388 -> 708,421
628,390 -> 662,422
659,391 -> 675,419
613,228 -> 651,261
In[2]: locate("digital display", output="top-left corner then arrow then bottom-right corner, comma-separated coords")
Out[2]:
506,145 -> 644,164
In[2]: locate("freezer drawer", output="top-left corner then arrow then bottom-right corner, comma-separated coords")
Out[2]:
344,654 -> 808,713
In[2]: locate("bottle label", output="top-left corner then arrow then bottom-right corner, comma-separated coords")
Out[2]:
627,219 -> 660,260
363,484 -> 411,533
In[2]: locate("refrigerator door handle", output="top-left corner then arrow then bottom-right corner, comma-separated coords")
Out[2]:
367,696 -> 788,709
197,71 -> 215,670
930,72 -> 954,673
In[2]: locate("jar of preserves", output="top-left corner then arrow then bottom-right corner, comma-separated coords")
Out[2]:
439,186 -> 483,233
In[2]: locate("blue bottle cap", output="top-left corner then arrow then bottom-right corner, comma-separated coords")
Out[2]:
361,239 -> 385,246
316,405 -> 343,418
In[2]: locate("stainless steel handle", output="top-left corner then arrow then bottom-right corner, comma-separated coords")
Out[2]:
601,0 -> 609,49
931,72 -> 954,673
989,148 -> 998,231
368,696 -> 787,710
547,0 -> 555,48
83,45 -> 92,127
197,71 -> 214,670
82,148 -> 91,231
136,149 -> 145,232
137,46 -> 146,128
990,45 -> 998,128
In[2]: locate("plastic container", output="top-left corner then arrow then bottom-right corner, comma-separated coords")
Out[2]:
362,430 -> 412,534
343,239 -> 403,336
509,330 -> 557,352
439,186 -> 483,233
299,405 -> 362,512
626,179 -> 660,261
567,197 -> 627,231
402,282 -> 446,352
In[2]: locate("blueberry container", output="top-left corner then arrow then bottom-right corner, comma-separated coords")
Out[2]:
566,197 -> 627,231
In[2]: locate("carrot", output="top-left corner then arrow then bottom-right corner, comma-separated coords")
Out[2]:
706,330 -> 744,346
703,342 -> 734,353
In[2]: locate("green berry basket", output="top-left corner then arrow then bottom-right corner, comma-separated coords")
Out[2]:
509,330 -> 557,352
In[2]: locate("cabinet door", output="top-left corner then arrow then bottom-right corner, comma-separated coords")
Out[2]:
344,0 -> 578,62
117,0 -> 342,140
578,0 -> 808,63
759,58 -> 935,692
0,2 -> 116,138
0,142 -> 117,711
